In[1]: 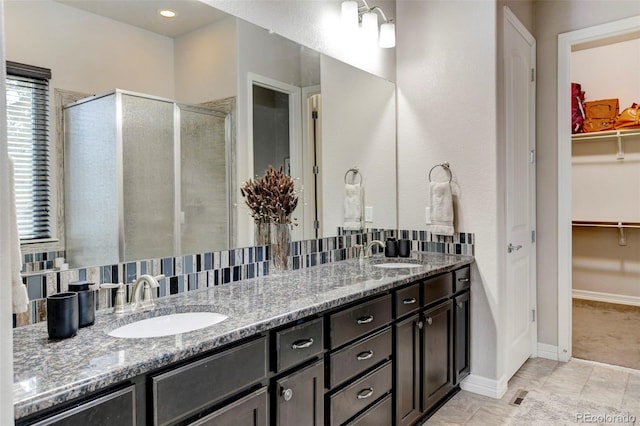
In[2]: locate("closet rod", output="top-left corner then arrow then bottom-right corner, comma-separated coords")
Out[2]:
572,220 -> 640,229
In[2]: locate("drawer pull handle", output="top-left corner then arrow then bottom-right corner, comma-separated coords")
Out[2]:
426,317 -> 433,326
402,298 -> 417,305
356,315 -> 374,325
356,350 -> 374,361
357,388 -> 374,400
281,388 -> 293,401
458,278 -> 470,283
291,338 -> 314,350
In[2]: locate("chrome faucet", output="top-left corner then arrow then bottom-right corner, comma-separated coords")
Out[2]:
360,240 -> 386,260
130,274 -> 164,311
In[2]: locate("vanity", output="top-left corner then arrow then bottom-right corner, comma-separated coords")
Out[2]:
13,252 -> 472,426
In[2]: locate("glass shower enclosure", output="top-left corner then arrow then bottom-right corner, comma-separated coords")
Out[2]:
64,89 -> 231,268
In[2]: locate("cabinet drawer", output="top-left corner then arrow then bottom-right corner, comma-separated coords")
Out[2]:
330,295 -> 392,349
328,361 -> 392,426
151,337 -> 267,426
422,273 -> 452,306
32,385 -> 135,426
188,387 -> 267,426
276,317 -> 323,372
394,283 -> 420,318
329,327 -> 392,388
454,267 -> 471,293
346,394 -> 392,426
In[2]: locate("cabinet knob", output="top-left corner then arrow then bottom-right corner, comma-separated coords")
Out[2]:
281,388 -> 293,401
356,350 -> 374,361
291,338 -> 314,350
426,317 -> 433,326
356,388 -> 374,400
356,315 -> 374,325
417,321 -> 424,329
402,298 -> 417,305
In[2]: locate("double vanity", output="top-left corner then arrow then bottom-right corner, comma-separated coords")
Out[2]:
13,252 -> 473,425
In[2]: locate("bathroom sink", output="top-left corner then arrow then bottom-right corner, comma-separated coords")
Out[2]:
373,262 -> 422,269
107,312 -> 228,338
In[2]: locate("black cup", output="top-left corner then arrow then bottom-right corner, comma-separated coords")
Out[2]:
68,280 -> 95,327
398,239 -> 411,257
385,238 -> 398,257
47,292 -> 79,339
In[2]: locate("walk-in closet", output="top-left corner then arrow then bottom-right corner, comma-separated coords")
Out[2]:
571,35 -> 640,370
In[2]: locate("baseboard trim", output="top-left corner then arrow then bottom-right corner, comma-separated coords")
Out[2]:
459,373 -> 508,399
572,289 -> 640,307
537,343 -> 559,361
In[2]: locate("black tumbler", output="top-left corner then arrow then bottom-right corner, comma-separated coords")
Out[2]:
68,280 -> 95,327
47,292 -> 79,339
385,238 -> 398,257
398,239 -> 411,257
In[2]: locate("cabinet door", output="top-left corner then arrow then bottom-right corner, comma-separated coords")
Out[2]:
394,314 -> 421,426
275,360 -> 324,426
454,291 -> 471,385
188,387 -> 267,426
421,300 -> 454,414
31,385 -> 135,426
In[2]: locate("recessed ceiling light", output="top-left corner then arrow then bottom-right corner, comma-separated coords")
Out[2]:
159,9 -> 177,18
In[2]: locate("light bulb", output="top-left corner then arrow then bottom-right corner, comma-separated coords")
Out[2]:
341,1 -> 359,32
379,22 -> 396,48
361,12 -> 379,41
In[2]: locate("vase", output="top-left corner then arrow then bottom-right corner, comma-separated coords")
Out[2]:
270,223 -> 290,272
255,220 -> 271,246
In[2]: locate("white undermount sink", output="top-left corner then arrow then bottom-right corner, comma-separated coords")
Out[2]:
108,312 -> 228,338
373,262 -> 422,269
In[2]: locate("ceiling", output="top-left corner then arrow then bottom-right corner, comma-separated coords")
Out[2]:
54,0 -> 229,38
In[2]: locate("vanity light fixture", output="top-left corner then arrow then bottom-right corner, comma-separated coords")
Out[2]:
340,0 -> 395,48
158,9 -> 177,18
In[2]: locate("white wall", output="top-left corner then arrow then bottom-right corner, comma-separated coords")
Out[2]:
535,0 -> 640,346
204,0 -> 396,82
174,16 -> 238,103
397,0 -> 500,385
321,55 -> 397,233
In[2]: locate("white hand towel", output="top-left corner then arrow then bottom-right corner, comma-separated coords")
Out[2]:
343,183 -> 363,231
426,181 -> 454,236
8,156 -> 29,313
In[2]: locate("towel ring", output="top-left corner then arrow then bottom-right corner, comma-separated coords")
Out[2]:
428,162 -> 452,183
344,168 -> 363,185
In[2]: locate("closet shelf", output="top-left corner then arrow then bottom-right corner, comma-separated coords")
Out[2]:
572,220 -> 640,246
572,129 -> 640,159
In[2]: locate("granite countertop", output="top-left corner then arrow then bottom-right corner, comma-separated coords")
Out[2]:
13,252 -> 473,420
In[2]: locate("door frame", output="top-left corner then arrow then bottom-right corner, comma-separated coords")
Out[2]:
557,15 -> 640,363
503,6 -> 538,376
246,72 -> 303,241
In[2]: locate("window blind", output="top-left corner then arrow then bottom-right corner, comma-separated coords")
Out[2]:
6,62 -> 52,241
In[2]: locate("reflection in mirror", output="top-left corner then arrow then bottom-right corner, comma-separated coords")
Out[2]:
5,0 -> 396,270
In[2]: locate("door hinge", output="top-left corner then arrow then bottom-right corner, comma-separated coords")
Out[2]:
313,165 -> 319,175
311,111 -> 318,119
531,230 -> 536,243
532,309 -> 536,322
529,149 -> 535,165
313,220 -> 320,230
531,68 -> 535,82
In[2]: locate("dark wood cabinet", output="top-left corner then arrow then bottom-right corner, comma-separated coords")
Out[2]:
274,360 -> 324,426
188,387 -> 268,426
394,314 -> 421,426
453,290 -> 470,385
31,385 -> 136,426
421,300 -> 454,413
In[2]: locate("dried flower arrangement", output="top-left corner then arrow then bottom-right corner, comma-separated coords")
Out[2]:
240,166 -> 299,225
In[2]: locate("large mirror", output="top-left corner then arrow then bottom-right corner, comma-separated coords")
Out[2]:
5,0 -> 397,269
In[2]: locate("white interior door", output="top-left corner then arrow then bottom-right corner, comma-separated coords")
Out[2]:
504,7 -> 537,379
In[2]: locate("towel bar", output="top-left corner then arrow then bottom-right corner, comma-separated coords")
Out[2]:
428,162 -> 452,183
344,168 -> 363,184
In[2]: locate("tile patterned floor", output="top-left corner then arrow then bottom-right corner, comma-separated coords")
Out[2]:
425,358 -> 640,425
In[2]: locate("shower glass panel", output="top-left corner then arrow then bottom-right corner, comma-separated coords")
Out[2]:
180,105 -> 230,254
253,84 -> 290,175
121,94 -> 176,261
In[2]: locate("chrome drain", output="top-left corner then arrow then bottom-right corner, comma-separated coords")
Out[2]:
509,389 -> 528,406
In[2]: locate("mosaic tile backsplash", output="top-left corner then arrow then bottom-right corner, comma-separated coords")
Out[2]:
15,229 -> 474,328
